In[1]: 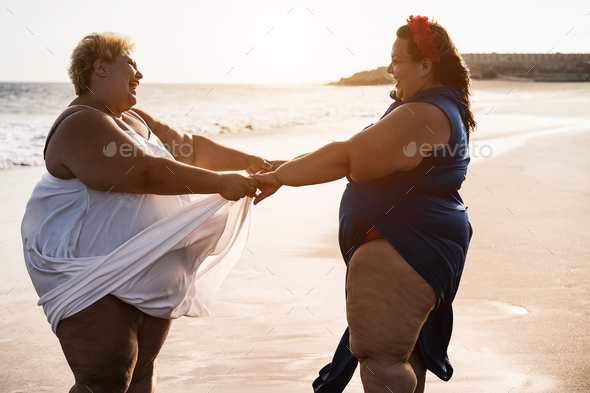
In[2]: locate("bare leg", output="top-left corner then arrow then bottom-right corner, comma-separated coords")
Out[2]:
56,295 -> 170,393
346,239 -> 436,393
127,315 -> 171,393
408,343 -> 428,393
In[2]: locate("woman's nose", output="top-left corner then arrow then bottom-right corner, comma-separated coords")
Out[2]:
387,63 -> 393,74
136,70 -> 143,80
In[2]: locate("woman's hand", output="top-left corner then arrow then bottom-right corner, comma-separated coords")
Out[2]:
219,173 -> 258,201
250,172 -> 282,205
245,155 -> 272,175
268,160 -> 288,171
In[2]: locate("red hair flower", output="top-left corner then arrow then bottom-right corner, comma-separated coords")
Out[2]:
406,15 -> 441,62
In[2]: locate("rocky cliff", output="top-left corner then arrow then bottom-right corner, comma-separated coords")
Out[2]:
328,67 -> 394,86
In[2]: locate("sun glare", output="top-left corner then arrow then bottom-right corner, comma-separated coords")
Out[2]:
269,25 -> 298,52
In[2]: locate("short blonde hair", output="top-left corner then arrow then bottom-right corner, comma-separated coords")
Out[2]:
68,32 -> 135,95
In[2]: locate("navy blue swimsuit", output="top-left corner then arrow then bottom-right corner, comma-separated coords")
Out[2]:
313,86 -> 473,391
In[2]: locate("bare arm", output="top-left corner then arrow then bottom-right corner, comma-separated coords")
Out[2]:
253,102 -> 451,203
53,111 -> 256,200
131,108 -> 270,174
267,152 -> 309,171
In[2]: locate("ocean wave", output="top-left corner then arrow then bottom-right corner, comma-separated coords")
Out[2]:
0,83 -> 392,170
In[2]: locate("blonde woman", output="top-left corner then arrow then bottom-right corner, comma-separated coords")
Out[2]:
22,32 -> 267,392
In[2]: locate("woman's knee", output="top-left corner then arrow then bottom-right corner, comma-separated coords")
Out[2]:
64,339 -> 137,392
349,331 -> 408,363
360,357 -> 417,393
73,367 -> 134,393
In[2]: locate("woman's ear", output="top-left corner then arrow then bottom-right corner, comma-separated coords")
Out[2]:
93,59 -> 108,78
420,57 -> 433,76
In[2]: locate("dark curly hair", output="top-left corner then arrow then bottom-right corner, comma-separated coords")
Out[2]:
395,18 -> 477,141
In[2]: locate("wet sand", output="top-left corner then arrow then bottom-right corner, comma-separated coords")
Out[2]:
1,82 -> 589,392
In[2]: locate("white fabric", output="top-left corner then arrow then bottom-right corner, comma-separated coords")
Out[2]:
22,127 -> 251,333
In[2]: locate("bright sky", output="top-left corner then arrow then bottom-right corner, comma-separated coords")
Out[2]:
1,0 -> 589,84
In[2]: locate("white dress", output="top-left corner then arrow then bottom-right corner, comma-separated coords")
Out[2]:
21,120 -> 251,333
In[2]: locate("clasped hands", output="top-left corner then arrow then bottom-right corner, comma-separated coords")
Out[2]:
249,157 -> 286,205
218,156 -> 285,204
250,159 -> 285,205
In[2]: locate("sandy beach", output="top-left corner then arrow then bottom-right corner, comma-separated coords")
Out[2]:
1,81 -> 589,392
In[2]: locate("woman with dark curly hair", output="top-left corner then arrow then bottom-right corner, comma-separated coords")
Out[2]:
253,15 -> 475,393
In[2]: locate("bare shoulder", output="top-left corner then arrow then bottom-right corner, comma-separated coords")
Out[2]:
45,110 -> 139,178
366,101 -> 450,137
386,102 -> 451,146
128,108 -> 167,136
404,102 -> 451,130
49,109 -> 118,142
129,107 -> 172,138
346,100 -> 453,182
128,107 -> 154,127
45,110 -> 113,178
130,107 -> 192,157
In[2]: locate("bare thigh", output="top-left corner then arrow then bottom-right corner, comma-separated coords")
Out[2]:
129,313 -> 172,389
346,239 -> 436,363
56,295 -> 171,393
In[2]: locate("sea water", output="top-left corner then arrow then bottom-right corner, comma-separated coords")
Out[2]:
4,80 -> 588,170
0,82 -> 393,170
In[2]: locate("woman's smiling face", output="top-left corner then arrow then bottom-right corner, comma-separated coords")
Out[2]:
105,50 -> 143,110
386,38 -> 424,102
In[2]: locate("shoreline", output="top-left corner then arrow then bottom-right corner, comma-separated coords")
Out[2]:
4,113 -> 589,175
3,78 -> 590,173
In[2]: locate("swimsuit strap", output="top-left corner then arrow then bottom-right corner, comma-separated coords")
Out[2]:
43,111 -> 80,160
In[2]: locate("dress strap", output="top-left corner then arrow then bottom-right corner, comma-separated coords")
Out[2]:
125,112 -> 152,139
68,105 -> 146,127
69,104 -> 151,139
44,106 -> 152,160
380,102 -> 397,120
67,104 -> 101,111
43,111 -> 80,160
126,112 -> 143,123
